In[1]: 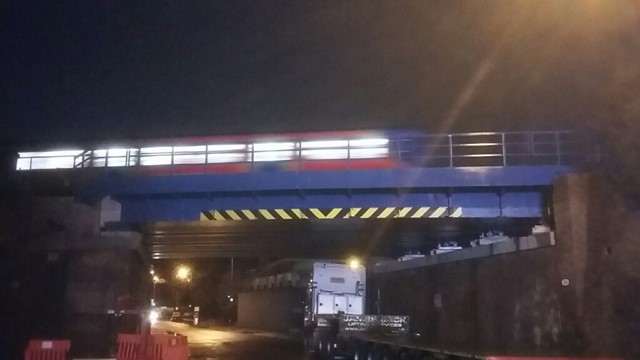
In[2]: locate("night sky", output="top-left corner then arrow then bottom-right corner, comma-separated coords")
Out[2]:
1,1 -> 638,146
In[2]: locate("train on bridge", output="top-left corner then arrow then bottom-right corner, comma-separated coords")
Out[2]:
16,129 -> 579,173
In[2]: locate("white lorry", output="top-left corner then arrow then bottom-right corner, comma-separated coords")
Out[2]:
303,261 -> 409,359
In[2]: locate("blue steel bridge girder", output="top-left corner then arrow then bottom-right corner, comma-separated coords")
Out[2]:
93,165 -> 568,197
118,190 -> 544,223
79,165 -> 568,223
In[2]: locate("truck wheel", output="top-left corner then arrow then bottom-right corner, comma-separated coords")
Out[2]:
352,347 -> 365,360
304,333 -> 316,353
397,349 -> 414,360
377,346 -> 392,360
318,340 -> 326,354
312,340 -> 325,360
365,345 -> 378,360
380,347 -> 394,360
324,340 -> 333,357
367,344 -> 389,360
318,340 -> 334,357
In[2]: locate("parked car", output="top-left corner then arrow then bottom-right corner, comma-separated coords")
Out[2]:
170,305 -> 199,325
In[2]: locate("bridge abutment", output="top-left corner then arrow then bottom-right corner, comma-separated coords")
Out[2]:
3,196 -> 148,358
553,173 -> 640,356
372,173 -> 640,357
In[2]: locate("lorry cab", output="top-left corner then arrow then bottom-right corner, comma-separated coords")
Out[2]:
305,261 -> 366,328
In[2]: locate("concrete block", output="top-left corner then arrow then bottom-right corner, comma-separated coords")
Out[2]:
491,239 -> 517,254
469,244 -> 492,258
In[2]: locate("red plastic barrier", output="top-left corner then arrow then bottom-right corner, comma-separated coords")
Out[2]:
173,336 -> 189,360
117,334 -> 145,360
148,335 -> 166,360
486,357 -> 623,360
149,334 -> 189,360
24,340 -> 70,360
117,333 -> 188,360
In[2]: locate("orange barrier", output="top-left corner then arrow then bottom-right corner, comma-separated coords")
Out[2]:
117,333 -> 188,360
24,339 -> 70,360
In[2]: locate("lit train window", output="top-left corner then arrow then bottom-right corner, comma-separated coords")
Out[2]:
140,146 -> 173,154
253,142 -> 296,151
301,149 -> 349,160
105,148 -> 133,167
206,144 -> 249,163
253,142 -> 296,162
173,154 -> 206,164
349,138 -> 389,147
16,158 -> 32,170
16,150 -> 84,170
300,140 -> 348,149
93,149 -> 108,157
106,157 -> 128,167
90,149 -> 132,167
207,153 -> 248,163
350,148 -> 389,159
174,145 -> 207,153
300,140 -> 349,159
92,158 -> 106,167
208,144 -> 247,152
28,157 -> 76,169
19,150 -> 84,157
170,145 -> 208,165
107,148 -> 129,156
140,155 -> 172,166
254,150 -> 295,162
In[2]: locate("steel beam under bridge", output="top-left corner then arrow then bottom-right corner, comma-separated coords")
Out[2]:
143,218 -> 541,259
85,166 -> 566,223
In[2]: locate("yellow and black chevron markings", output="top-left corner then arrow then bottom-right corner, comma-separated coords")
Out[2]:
200,207 -> 462,221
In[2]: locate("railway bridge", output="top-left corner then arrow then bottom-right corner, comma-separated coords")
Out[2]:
15,129 -> 583,258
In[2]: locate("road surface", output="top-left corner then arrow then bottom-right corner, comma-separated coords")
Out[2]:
152,321 -> 307,360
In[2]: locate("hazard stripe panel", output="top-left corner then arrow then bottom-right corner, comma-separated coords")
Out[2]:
200,207 -> 462,221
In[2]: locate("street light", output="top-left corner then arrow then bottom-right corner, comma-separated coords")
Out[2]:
348,257 -> 362,270
175,265 -> 192,282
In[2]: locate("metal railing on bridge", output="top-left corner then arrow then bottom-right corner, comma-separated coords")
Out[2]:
16,130 -> 582,172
